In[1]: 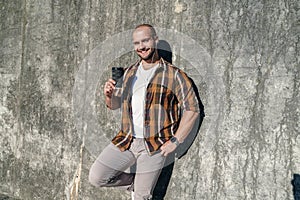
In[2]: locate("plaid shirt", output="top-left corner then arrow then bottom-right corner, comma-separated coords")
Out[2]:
111,58 -> 200,155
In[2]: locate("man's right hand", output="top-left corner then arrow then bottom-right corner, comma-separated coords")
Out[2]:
104,79 -> 116,98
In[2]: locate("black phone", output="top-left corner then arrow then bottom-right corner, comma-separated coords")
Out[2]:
112,67 -> 124,87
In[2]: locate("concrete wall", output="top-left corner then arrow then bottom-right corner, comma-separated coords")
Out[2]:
0,0 -> 299,199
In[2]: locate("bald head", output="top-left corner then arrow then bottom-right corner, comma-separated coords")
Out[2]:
134,24 -> 157,39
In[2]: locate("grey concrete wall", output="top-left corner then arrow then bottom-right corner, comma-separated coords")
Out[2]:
0,0 -> 299,199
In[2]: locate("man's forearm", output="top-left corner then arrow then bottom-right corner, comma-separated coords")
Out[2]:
174,110 -> 199,143
160,110 -> 199,156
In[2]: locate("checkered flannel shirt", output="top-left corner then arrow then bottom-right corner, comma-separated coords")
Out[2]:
111,58 -> 200,155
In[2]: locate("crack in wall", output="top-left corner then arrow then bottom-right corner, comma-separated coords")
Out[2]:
66,139 -> 85,200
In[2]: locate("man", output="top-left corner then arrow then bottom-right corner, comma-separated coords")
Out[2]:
89,24 -> 201,200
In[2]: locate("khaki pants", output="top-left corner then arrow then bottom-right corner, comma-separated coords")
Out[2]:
89,138 -> 166,200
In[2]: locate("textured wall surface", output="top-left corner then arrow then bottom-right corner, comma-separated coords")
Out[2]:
0,0 -> 299,199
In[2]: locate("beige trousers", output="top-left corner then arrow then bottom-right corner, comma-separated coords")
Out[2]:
89,138 -> 166,200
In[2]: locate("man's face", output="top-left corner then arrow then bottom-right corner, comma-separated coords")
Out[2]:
132,27 -> 158,62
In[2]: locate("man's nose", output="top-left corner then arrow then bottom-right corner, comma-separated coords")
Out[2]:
138,41 -> 146,50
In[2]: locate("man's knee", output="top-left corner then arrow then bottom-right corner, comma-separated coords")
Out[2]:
88,165 -> 109,187
88,172 -> 105,187
89,172 -> 116,187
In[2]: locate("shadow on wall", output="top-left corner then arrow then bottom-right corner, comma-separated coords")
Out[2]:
152,40 -> 205,200
292,174 -> 300,200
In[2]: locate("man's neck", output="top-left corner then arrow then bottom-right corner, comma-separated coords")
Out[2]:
141,60 -> 159,70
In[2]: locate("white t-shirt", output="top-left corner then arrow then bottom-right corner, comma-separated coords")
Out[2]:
132,63 -> 158,138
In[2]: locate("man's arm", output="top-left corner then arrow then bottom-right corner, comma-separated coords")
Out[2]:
104,79 -> 121,110
160,110 -> 199,156
160,69 -> 201,156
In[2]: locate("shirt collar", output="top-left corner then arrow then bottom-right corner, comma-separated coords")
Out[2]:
131,57 -> 167,71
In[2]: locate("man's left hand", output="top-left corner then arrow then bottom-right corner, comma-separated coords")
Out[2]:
160,141 -> 177,157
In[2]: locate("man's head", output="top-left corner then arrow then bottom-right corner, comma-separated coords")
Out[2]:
132,24 -> 159,63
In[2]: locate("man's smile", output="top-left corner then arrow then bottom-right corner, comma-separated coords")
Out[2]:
136,48 -> 154,59
137,48 -> 150,54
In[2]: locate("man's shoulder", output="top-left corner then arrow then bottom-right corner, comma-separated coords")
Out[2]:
123,60 -> 140,75
161,59 -> 181,73
163,61 -> 189,78
127,60 -> 140,70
